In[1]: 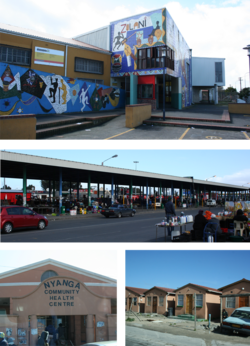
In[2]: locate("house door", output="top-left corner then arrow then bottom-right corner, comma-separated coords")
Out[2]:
153,297 -> 157,313
239,296 -> 249,307
129,298 -> 132,309
186,294 -> 193,314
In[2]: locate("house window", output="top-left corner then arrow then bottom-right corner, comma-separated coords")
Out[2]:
133,297 -> 137,306
111,298 -> 117,314
226,297 -> 235,308
159,296 -> 164,307
215,62 -> 222,83
0,45 -> 31,66
196,294 -> 203,307
137,84 -> 153,99
75,57 -> 103,74
178,295 -> 184,306
147,297 -> 151,306
41,270 -> 58,282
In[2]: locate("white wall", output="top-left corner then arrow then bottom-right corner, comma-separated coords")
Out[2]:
192,57 -> 225,87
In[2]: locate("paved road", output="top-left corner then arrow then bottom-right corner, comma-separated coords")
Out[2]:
126,325 -> 250,346
1,207 -> 224,242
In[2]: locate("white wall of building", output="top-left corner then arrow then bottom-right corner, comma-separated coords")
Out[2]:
192,57 -> 225,87
73,26 -> 110,51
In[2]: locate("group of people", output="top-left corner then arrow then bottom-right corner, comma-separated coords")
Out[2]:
164,196 -> 249,240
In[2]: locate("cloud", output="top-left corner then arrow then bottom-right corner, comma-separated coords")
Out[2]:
212,168 -> 250,186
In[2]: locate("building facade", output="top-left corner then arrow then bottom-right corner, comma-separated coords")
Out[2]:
0,23 -> 125,116
144,286 -> 175,315
125,287 -> 146,313
192,57 -> 225,104
174,283 -> 221,320
219,278 -> 250,317
0,259 -> 117,345
75,8 -> 192,111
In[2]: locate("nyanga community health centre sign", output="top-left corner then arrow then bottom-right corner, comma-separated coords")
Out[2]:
43,279 -> 81,307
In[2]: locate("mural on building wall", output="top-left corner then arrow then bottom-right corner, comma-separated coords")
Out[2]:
110,8 -> 166,74
0,63 -> 125,116
166,10 -> 192,108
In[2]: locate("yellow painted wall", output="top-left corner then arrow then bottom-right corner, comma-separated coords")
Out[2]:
1,32 -> 111,84
0,116 -> 36,139
228,104 -> 250,114
125,104 -> 151,128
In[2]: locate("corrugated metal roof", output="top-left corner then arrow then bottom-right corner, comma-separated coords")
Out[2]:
0,22 -> 111,54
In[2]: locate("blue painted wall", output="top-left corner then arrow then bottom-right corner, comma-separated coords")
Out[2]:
0,62 -> 125,116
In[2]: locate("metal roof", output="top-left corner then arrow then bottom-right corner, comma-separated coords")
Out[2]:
1,151 -> 248,191
0,22 -> 111,55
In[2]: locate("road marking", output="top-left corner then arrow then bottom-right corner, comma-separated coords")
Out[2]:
205,136 -> 222,140
179,128 -> 190,140
243,132 -> 250,140
104,128 -> 135,140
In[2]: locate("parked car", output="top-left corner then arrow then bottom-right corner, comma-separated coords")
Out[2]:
222,307 -> 250,336
1,206 -> 48,234
83,342 -> 117,346
100,204 -> 136,218
206,199 -> 216,206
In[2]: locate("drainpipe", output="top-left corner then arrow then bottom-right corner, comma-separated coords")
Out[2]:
64,45 -> 68,77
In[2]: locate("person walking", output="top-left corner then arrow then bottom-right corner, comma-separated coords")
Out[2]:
165,196 -> 176,236
0,333 -> 8,346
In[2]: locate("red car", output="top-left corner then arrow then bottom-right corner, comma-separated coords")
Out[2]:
1,206 -> 48,234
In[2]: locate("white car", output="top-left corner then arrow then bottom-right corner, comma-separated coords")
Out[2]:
83,342 -> 117,346
206,199 -> 216,206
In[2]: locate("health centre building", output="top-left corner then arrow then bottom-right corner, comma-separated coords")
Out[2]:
74,7 -> 192,110
0,259 -> 117,345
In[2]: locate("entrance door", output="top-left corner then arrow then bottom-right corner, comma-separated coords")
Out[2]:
153,297 -> 157,313
186,295 -> 193,314
129,298 -> 132,309
239,296 -> 249,307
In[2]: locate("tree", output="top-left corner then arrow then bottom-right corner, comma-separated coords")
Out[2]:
27,184 -> 35,190
225,86 -> 237,93
40,180 -> 82,191
239,87 -> 250,100
2,184 -> 11,189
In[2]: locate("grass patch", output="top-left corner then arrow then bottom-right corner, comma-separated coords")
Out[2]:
126,318 -> 135,322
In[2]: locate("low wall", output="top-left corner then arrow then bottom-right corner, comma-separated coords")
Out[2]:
0,115 -> 36,139
228,104 -> 250,114
125,104 -> 151,128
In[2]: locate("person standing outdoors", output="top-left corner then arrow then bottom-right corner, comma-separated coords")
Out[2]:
165,196 -> 176,236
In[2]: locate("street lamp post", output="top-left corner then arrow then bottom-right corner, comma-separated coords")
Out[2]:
205,175 -> 216,181
102,155 -> 118,166
133,161 -> 139,170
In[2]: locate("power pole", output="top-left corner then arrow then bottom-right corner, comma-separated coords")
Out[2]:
239,77 -> 243,91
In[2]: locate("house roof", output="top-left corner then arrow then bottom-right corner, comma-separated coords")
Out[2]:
218,278 -> 250,291
0,22 -> 111,55
126,286 -> 147,295
0,258 -> 116,284
144,286 -> 175,294
174,283 -> 221,294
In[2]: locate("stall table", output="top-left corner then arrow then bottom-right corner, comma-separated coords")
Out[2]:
155,222 -> 193,242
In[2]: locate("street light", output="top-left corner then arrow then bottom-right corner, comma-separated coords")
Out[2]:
206,175 -> 216,181
102,155 -> 118,166
242,183 -> 250,186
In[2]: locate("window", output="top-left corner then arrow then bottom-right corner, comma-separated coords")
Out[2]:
133,297 -> 137,306
215,62 -> 222,83
226,297 -> 235,308
6,207 -> 21,215
196,294 -> 203,307
75,57 -> 103,74
22,208 -> 34,215
0,45 -> 31,66
147,297 -> 151,306
137,84 -> 153,99
178,295 -> 184,306
41,270 -> 58,282
159,296 -> 164,307
137,45 -> 174,71
111,298 -> 117,314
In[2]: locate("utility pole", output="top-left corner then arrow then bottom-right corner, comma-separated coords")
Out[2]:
239,77 -> 243,91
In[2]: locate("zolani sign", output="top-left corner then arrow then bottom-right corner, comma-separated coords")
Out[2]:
44,279 -> 80,307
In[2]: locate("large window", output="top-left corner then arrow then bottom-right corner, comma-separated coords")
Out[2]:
159,296 -> 164,307
178,295 -> 184,306
137,84 -> 153,99
133,297 -> 137,306
196,294 -> 203,307
147,297 -> 151,306
137,45 -> 174,71
75,57 -> 103,74
215,62 -> 222,83
0,45 -> 31,66
226,297 -> 235,309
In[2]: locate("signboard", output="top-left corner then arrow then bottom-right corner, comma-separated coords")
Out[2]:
34,47 -> 64,67
44,279 -> 80,307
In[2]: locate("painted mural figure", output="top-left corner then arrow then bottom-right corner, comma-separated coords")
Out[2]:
113,32 -> 125,50
59,79 -> 67,105
79,85 -> 90,111
49,77 -> 58,103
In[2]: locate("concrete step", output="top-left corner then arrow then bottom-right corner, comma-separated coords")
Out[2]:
36,121 -> 93,139
151,110 -> 231,123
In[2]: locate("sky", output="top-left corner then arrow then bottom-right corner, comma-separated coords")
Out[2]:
1,149 -> 250,190
0,0 -> 249,90
0,250 -> 117,280
126,250 -> 250,289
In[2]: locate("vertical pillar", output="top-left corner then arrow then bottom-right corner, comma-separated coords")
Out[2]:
180,183 -> 183,206
103,184 -> 105,198
171,182 -> 174,200
97,183 -> 100,198
130,74 -> 138,105
111,176 -> 114,204
146,180 -> 148,209
53,180 -> 56,201
59,168 -> 62,211
197,186 -> 199,207
160,182 -> 162,206
49,180 -> 51,201
86,315 -> 95,343
130,179 -> 133,208
23,165 -> 27,206
163,69 -> 166,120
30,315 -> 38,346
88,173 -> 91,206
69,181 -> 72,200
